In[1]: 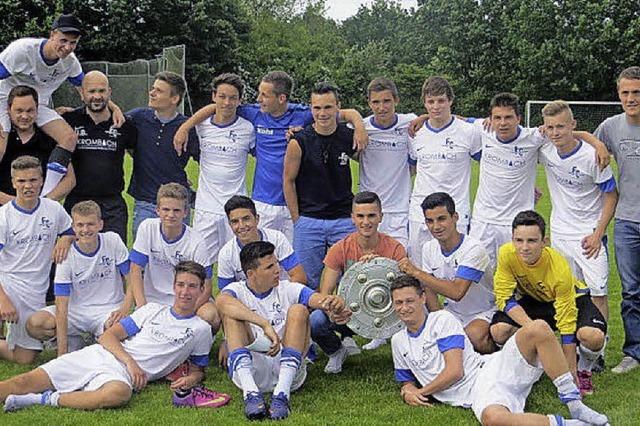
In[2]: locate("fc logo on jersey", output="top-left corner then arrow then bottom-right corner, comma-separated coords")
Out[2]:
569,166 -> 583,179
443,137 -> 454,149
227,130 -> 238,144
514,146 -> 526,157
39,217 -> 52,229
99,256 -> 113,267
338,152 -> 349,165
105,127 -> 121,138
75,126 -> 88,137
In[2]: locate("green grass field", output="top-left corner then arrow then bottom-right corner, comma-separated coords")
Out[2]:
1,156 -> 638,425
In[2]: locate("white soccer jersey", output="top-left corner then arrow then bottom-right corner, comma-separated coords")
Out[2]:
130,219 -> 213,305
391,310 -> 482,407
409,117 -> 482,222
360,113 -> 416,214
217,228 -> 300,289
119,303 -> 213,380
0,38 -> 83,104
421,235 -> 495,318
539,140 -> 616,239
0,199 -> 72,307
222,280 -> 315,338
195,116 -> 256,214
54,232 -> 129,315
472,126 -> 545,225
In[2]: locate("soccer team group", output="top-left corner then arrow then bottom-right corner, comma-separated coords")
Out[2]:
0,13 -> 638,425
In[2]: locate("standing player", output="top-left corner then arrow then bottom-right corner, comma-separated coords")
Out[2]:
217,195 -> 305,290
398,192 -> 497,354
390,275 -> 608,426
193,73 -> 255,262
173,71 -> 368,242
594,66 -> 640,374
217,241 -> 346,420
540,100 -> 617,322
408,77 -> 481,260
129,183 -> 219,330
0,261 -> 221,412
62,71 -> 137,242
0,14 -> 124,196
0,85 -> 76,205
0,156 -> 74,364
283,83 -> 356,289
490,211 -> 607,395
26,201 -> 133,356
359,77 -> 416,247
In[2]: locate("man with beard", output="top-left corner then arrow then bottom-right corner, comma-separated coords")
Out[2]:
62,71 -> 137,243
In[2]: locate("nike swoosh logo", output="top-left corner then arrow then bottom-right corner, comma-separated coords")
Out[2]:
197,397 -> 229,407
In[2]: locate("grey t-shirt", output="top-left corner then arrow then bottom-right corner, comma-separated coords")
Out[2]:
595,112 -> 640,222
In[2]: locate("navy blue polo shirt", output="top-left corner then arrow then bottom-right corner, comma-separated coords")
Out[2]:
126,108 -> 199,203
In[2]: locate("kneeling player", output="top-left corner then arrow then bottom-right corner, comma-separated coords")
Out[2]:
391,275 -> 608,426
399,192 -> 497,354
491,211 -> 607,395
0,261 -> 216,412
217,241 -> 346,420
26,201 -> 133,355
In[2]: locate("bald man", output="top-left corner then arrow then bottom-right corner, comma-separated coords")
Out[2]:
62,71 -> 138,243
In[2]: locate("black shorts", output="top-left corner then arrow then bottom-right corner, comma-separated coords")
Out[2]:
64,195 -> 128,244
491,295 -> 607,335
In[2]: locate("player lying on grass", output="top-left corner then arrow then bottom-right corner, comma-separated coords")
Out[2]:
217,240 -> 347,420
390,275 -> 608,426
0,261 -> 225,412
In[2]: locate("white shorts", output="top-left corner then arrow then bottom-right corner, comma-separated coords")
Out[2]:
231,350 -> 307,394
193,209 -> 234,262
551,238 -> 609,296
0,102 -> 62,133
408,218 -> 469,261
4,290 -> 44,351
254,201 -> 293,243
448,308 -> 495,328
41,305 -> 116,337
379,212 -> 409,248
470,334 -> 544,421
469,219 -> 512,266
40,345 -> 132,393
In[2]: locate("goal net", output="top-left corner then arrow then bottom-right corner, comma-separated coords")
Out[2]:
525,100 -> 622,133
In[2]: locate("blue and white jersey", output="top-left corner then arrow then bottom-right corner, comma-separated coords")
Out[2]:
0,198 -> 73,306
54,232 -> 130,315
238,103 -> 313,206
0,38 -> 83,103
130,219 -> 212,305
421,235 -> 495,318
217,227 -> 300,290
409,117 -> 482,223
392,310 -> 483,407
195,115 -> 255,214
222,279 -> 314,338
539,139 -> 616,239
472,126 -> 545,225
119,303 -> 213,380
360,113 -> 416,214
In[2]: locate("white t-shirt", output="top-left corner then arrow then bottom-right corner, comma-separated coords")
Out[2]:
539,140 -> 616,239
421,235 -> 495,318
360,113 -> 416,214
217,228 -> 300,289
222,280 -> 315,339
195,116 -> 256,214
0,199 -> 73,306
472,126 -> 545,225
130,219 -> 212,305
0,38 -> 83,103
53,232 -> 130,315
119,303 -> 213,380
391,310 -> 482,407
409,117 -> 482,222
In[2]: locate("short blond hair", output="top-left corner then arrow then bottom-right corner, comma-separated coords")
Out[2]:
541,100 -> 573,120
10,155 -> 41,178
156,182 -> 189,209
71,200 -> 102,219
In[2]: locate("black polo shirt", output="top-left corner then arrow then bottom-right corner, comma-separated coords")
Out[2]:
63,107 -> 138,198
0,126 -> 54,195
295,123 -> 355,219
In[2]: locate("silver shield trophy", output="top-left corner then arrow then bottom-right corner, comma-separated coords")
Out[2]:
337,257 -> 403,339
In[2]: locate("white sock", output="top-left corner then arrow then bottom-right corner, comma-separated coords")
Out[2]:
577,344 -> 602,372
547,414 -> 589,426
41,165 -> 66,196
228,348 -> 259,397
273,347 -> 301,398
566,400 -> 608,425
46,391 -> 60,407
553,372 -> 581,403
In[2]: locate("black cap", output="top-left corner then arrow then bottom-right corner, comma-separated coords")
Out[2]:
51,14 -> 82,35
